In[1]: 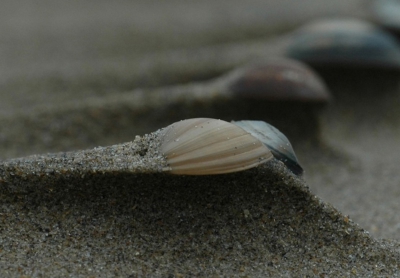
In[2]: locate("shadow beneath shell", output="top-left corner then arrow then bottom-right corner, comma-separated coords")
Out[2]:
309,67 -> 400,99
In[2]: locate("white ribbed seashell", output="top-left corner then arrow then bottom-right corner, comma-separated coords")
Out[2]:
160,118 -> 273,175
232,120 -> 303,176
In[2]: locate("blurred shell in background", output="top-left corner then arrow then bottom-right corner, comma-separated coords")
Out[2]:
371,0 -> 400,36
219,60 -> 330,143
227,58 -> 331,103
233,120 -> 303,175
286,18 -> 400,69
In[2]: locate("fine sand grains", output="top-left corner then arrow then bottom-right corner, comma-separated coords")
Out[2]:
1,140 -> 399,276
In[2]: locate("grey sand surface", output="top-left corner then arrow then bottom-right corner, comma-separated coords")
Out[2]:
1,143 -> 399,276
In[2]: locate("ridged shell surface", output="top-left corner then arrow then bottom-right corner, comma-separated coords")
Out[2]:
160,118 -> 273,175
233,120 -> 303,176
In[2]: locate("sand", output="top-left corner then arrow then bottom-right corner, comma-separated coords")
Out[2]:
1,0 -> 400,276
1,153 -> 400,276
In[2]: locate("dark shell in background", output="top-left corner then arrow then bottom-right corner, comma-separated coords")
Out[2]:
371,0 -> 400,35
233,120 -> 303,176
228,58 -> 331,103
286,18 -> 400,69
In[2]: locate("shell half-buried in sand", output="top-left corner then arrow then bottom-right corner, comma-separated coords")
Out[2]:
160,118 -> 273,175
232,120 -> 303,176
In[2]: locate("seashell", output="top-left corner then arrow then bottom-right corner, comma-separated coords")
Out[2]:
286,18 -> 400,69
232,120 -> 303,176
371,0 -> 400,35
227,58 -> 331,103
160,118 -> 273,175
